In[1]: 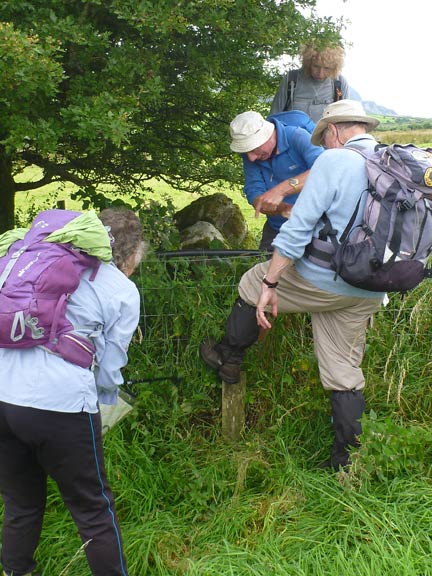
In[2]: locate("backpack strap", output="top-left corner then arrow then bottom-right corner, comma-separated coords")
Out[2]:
303,214 -> 339,265
285,70 -> 341,108
0,245 -> 27,291
304,202 -> 363,278
334,76 -> 343,102
285,69 -> 298,110
346,143 -> 404,264
304,147 -> 370,267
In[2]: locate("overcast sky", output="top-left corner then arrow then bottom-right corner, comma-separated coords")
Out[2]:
312,0 -> 431,118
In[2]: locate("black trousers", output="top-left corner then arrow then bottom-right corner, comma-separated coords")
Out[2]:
0,402 -> 128,576
259,220 -> 278,252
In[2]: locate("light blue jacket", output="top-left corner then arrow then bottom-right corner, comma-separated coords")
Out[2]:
273,134 -> 385,298
0,262 -> 140,412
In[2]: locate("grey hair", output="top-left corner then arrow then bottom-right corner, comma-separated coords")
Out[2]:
334,121 -> 371,132
98,208 -> 148,273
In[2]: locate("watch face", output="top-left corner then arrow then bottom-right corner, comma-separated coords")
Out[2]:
289,178 -> 299,186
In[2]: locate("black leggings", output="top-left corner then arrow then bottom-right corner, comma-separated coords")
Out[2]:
0,402 -> 128,576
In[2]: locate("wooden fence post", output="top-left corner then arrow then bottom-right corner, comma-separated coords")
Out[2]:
221,372 -> 246,441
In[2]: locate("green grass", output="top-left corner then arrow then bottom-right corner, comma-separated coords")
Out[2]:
29,392 -> 432,575
14,165 -> 264,239
4,258 -> 428,575
4,132 -> 432,574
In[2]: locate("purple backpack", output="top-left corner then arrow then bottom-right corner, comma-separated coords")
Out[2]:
306,144 -> 432,292
0,210 -> 101,368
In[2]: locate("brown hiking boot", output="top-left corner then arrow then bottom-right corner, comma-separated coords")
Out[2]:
218,362 -> 241,384
200,338 -> 223,370
200,339 -> 241,384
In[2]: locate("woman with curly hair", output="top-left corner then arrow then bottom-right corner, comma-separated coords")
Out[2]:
270,43 -> 350,122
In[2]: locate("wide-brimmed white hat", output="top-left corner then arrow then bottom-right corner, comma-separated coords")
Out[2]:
229,111 -> 275,153
311,99 -> 380,146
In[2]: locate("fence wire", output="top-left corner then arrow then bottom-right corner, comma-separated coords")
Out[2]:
128,250 -> 432,412
134,250 -> 268,345
133,250 -> 427,343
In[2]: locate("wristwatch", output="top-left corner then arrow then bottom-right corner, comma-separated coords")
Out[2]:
262,274 -> 279,288
288,177 -> 300,193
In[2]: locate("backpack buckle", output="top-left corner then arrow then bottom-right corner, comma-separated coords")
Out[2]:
398,198 -> 415,211
361,224 -> 374,236
369,187 -> 381,201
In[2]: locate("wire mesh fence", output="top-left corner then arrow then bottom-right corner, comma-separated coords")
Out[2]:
134,249 -> 428,342
126,249 -> 432,420
143,252 -> 427,366
134,250 -> 268,344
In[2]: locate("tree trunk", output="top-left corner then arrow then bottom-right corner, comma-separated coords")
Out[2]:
0,147 -> 15,233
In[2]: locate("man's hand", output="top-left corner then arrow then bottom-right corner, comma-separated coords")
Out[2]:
256,285 -> 278,330
253,170 -> 309,218
254,184 -> 286,217
256,253 -> 293,328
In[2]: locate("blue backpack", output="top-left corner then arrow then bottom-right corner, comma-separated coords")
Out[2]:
267,109 -> 316,135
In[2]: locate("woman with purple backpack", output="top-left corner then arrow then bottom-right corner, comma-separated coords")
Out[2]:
0,207 -> 147,576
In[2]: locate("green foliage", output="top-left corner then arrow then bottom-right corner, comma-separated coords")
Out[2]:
14,190 -> 60,227
71,188 -> 181,250
0,21 -> 64,151
0,0 -> 344,231
375,115 -> 432,131
350,410 -> 432,484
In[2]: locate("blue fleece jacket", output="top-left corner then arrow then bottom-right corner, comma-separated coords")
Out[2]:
242,115 -> 323,232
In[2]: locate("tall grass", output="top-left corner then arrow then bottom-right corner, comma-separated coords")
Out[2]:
4,134 -> 432,575
9,255 -> 429,575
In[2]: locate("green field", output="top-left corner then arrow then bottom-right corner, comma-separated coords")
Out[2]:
14,165 -> 264,238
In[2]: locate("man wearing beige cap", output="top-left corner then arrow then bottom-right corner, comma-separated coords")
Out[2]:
201,100 -> 384,470
229,110 -> 323,250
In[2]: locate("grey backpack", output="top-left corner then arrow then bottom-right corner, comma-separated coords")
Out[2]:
305,144 -> 432,292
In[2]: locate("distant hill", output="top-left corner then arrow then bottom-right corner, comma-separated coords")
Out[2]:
349,86 -> 398,117
362,100 -> 398,117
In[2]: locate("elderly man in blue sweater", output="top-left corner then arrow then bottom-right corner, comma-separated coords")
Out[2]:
230,110 -> 323,250
201,100 -> 384,470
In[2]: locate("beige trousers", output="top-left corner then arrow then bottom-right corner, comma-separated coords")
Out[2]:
238,262 -> 383,392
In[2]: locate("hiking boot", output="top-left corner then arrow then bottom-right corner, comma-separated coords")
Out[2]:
318,456 -> 350,471
318,390 -> 365,472
218,362 -> 241,385
200,339 -> 241,384
200,338 -> 223,370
